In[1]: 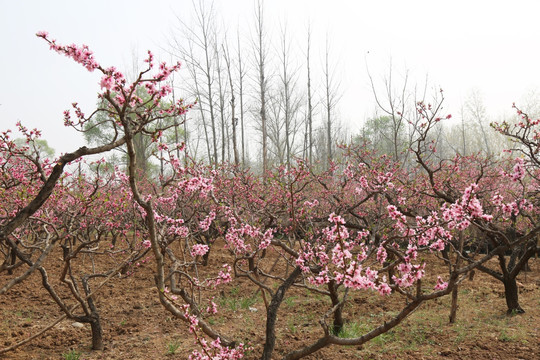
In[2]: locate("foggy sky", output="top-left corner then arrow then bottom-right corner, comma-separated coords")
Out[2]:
1,0 -> 539,155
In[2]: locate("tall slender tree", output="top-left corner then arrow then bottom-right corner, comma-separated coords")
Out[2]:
306,24 -> 314,165
214,37 -> 228,164
277,23 -> 303,172
253,0 -> 269,177
236,29 -> 247,167
322,34 -> 340,169
222,41 -> 239,166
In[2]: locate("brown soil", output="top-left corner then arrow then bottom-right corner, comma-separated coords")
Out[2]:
1,244 -> 539,360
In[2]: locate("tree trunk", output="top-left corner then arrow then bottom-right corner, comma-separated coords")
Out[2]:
503,276 -> 524,314
82,276 -> 105,350
324,35 -> 334,171
254,0 -> 268,178
449,285 -> 459,323
306,26 -> 313,165
222,42 -> 239,167
236,29 -> 246,168
261,267 -> 301,360
449,233 -> 464,323
328,280 -> 344,334
7,248 -> 16,275
216,42 -> 226,165
90,315 -> 104,350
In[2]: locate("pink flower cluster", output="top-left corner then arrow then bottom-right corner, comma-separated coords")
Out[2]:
37,32 -> 99,72
37,31 -> 192,129
205,264 -> 233,288
224,220 -> 274,254
191,244 -> 209,257
376,172 -> 395,190
296,214 -> 395,296
189,337 -> 247,360
99,66 -> 126,91
199,211 -> 216,231
303,199 -> 319,208
442,184 -> 493,230
344,164 -> 355,178
376,245 -> 387,264
178,176 -> 214,198
206,298 -> 218,315
154,61 -> 181,82
511,158 -> 526,182
434,276 -> 448,291
154,213 -> 190,237
323,213 -> 350,241
392,263 -> 425,288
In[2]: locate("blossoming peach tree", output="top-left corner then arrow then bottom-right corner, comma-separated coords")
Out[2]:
408,98 -> 540,315
0,32 -> 191,354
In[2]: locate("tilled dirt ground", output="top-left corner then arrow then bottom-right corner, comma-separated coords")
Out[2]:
1,244 -> 539,360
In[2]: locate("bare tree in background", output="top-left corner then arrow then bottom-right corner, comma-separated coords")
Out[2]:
223,40 -> 240,166
517,89 -> 540,118
305,24 -> 314,165
323,34 -> 341,169
277,23 -> 303,172
460,104 -> 467,156
367,64 -> 412,163
439,103 -> 468,158
236,29 -> 247,167
253,0 -> 269,176
183,40 -> 212,163
465,89 -> 492,157
172,0 -> 219,167
445,91 -> 510,159
365,63 -> 437,168
267,93 -> 285,164
214,36 -> 229,164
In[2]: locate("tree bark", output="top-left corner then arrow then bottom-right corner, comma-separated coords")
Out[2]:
261,266 -> 301,360
449,286 -> 459,323
236,29 -> 246,167
450,233 -> 464,323
503,276 -> 524,314
306,26 -> 313,165
89,315 -> 104,350
254,0 -> 268,178
222,42 -> 239,166
328,280 -> 344,334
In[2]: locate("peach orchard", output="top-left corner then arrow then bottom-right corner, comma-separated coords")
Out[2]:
0,33 -> 538,360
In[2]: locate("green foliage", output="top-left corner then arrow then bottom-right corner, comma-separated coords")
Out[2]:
219,295 -> 257,312
240,297 -> 257,310
373,331 -> 396,345
14,138 -> 55,158
284,296 -> 296,308
217,287 -> 258,312
62,349 -> 81,360
287,318 -> 298,335
355,115 -> 408,160
337,321 -> 369,338
229,287 -> 239,296
499,329 -> 517,342
166,340 -> 181,355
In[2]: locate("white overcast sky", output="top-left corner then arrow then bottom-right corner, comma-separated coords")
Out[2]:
1,0 -> 540,155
